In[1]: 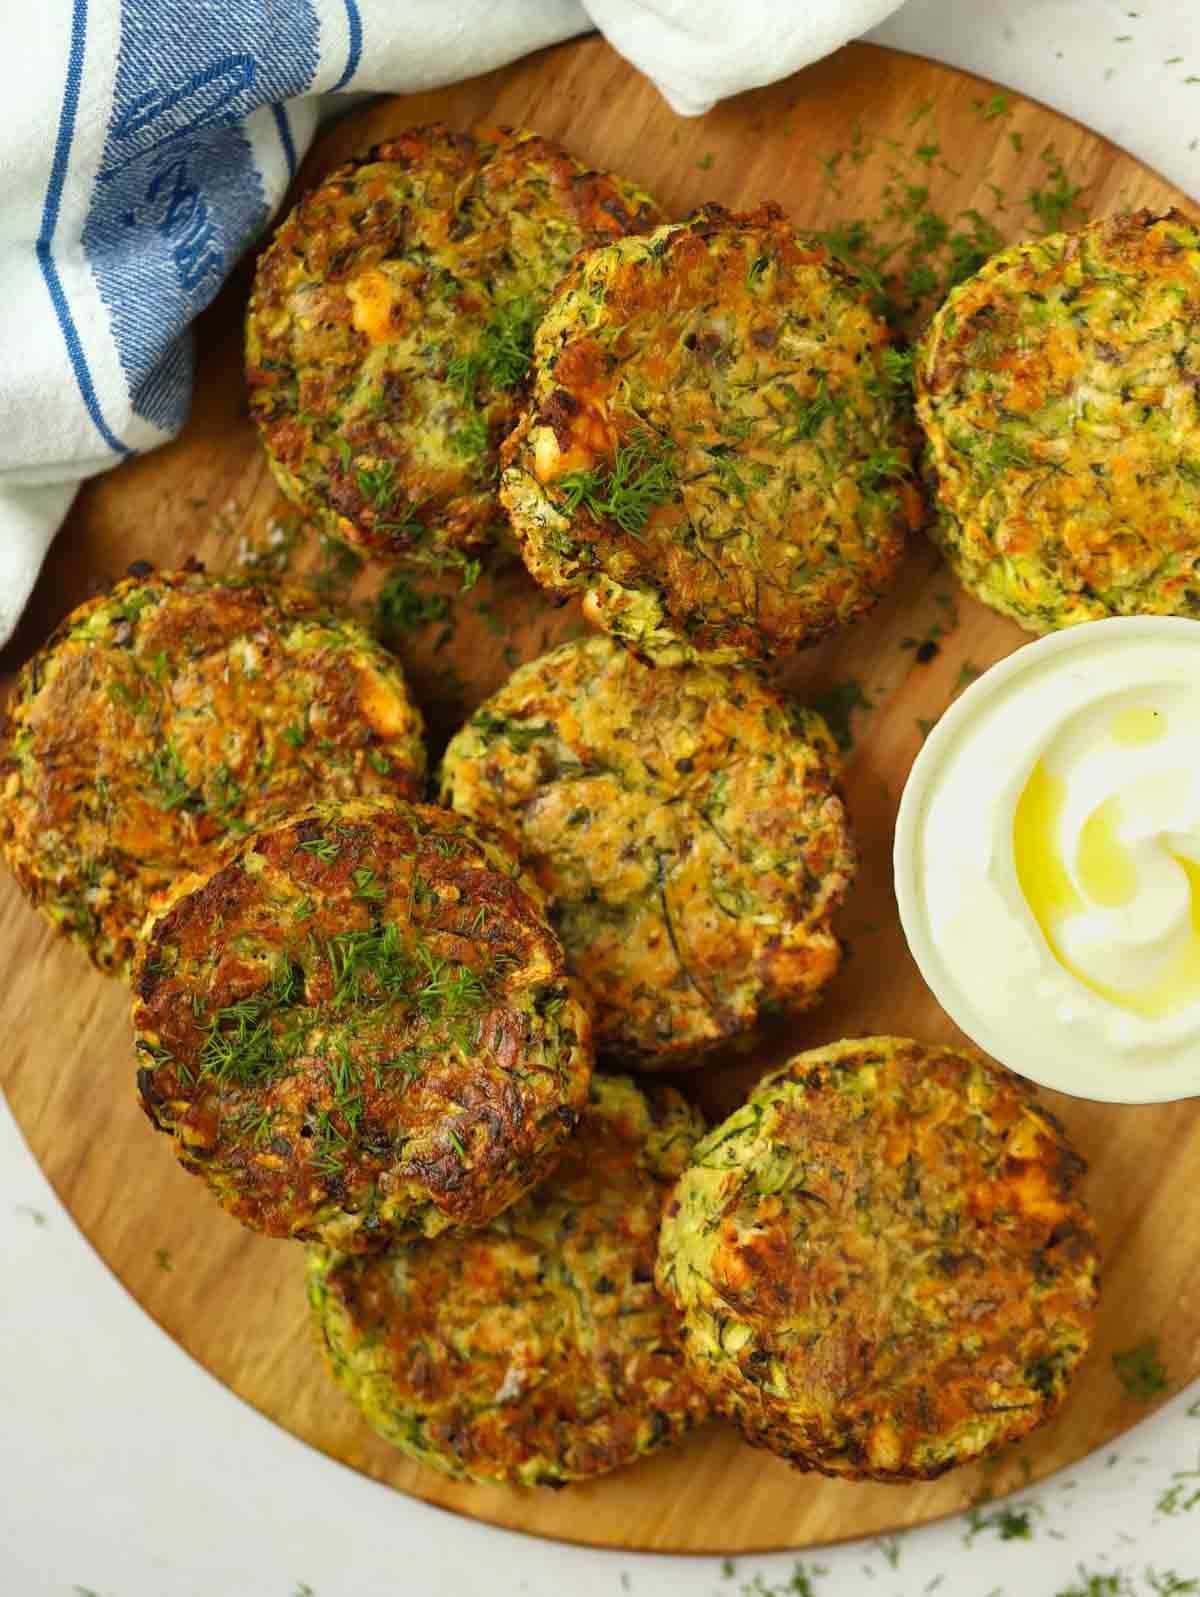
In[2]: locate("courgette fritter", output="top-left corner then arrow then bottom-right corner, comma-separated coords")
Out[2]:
656,1037 -> 1100,1482
439,638 -> 856,1065
916,209 -> 1200,631
306,1074 -> 709,1484
132,799 -> 592,1251
246,125 -> 662,568
501,204 -> 920,663
0,570 -> 426,976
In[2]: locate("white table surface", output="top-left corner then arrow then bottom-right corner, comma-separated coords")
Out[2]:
4,3 -> 1200,1593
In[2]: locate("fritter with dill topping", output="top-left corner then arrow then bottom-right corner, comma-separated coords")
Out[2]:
131,799 -> 592,1251
916,209 -> 1200,631
439,637 -> 856,1065
657,1037 -> 1100,1482
501,203 -> 920,663
246,125 -> 661,568
306,1074 -> 709,1484
0,569 -> 426,976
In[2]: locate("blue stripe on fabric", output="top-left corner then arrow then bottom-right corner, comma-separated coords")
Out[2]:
331,0 -> 363,91
37,0 -> 133,457
271,101 -> 297,178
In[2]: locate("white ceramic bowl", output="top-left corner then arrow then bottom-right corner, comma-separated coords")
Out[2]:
894,615 -> 1200,1104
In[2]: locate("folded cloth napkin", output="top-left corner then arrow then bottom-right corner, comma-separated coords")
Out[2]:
0,0 -> 903,644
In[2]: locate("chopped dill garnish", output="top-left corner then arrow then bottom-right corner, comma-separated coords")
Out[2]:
149,740 -> 200,813
296,835 -> 341,864
201,994 -> 280,1085
965,1502 -> 1039,1542
559,431 -> 678,535
326,925 -> 490,1037
875,1534 -> 902,1567
374,573 -> 452,643
354,459 -> 397,508
1026,145 -> 1086,233
973,92 -> 1013,120
447,296 -> 540,398
1157,1455 -> 1200,1516
805,679 -> 872,754
472,710 -> 557,753
1146,1573 -> 1200,1595
352,866 -> 386,904
1112,1336 -> 1170,1401
448,411 -> 489,458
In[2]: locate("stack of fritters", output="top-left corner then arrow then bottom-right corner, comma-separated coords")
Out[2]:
246,126 -> 662,569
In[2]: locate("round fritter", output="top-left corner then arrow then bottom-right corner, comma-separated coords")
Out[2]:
501,203 -> 919,664
916,209 -> 1200,633
439,637 -> 856,1065
247,125 -> 662,568
656,1037 -> 1100,1483
306,1074 -> 709,1484
0,570 -> 426,976
132,799 -> 592,1250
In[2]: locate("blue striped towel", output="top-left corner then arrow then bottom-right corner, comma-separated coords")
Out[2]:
0,0 -> 902,641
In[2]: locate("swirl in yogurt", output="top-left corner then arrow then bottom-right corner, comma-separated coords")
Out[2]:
1013,692 -> 1200,1019
897,620 -> 1200,1099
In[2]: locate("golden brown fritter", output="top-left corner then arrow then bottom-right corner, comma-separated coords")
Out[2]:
656,1037 -> 1100,1482
246,125 -> 662,568
439,638 -> 856,1065
917,209 -> 1200,632
306,1074 -> 709,1484
501,203 -> 920,663
132,799 -> 592,1251
0,569 -> 426,976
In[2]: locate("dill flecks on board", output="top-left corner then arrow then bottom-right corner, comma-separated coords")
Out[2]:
374,572 -> 453,648
737,1562 -> 827,1597
964,1500 -> 1041,1543
1113,1337 -> 1171,1402
813,103 -> 1089,335
1157,1454 -> 1200,1517
805,679 -> 873,754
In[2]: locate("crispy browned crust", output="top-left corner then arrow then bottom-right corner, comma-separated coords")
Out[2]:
502,203 -> 920,664
246,124 -> 662,566
131,799 -> 592,1250
307,1075 -> 710,1484
657,1037 -> 1100,1482
0,569 -> 426,975
439,637 -> 857,1065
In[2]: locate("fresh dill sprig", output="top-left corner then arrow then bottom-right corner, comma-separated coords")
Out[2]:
199,961 -> 301,1087
355,459 -> 397,507
559,431 -> 678,535
352,866 -> 387,904
447,296 -> 540,398
296,835 -> 341,865
149,740 -> 201,813
1025,145 -> 1086,234
350,459 -> 424,540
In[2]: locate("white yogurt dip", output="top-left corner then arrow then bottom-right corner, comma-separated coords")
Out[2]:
894,617 -> 1200,1103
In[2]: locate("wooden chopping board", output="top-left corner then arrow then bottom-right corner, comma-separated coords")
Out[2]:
3,37 -> 1199,1558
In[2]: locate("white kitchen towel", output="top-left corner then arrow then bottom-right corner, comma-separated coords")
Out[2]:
0,0 -> 903,644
